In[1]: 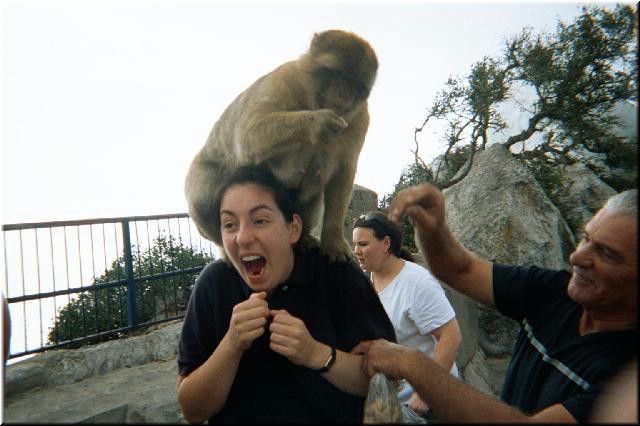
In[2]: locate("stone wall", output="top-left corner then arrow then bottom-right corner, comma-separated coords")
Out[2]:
4,321 -> 184,423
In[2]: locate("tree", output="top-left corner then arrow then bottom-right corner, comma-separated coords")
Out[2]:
47,234 -> 213,345
411,5 -> 637,192
379,162 -> 434,250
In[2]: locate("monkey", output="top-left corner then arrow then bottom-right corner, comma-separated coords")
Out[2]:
185,29 -> 378,262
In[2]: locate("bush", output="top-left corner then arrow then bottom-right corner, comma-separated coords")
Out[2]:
47,234 -> 213,345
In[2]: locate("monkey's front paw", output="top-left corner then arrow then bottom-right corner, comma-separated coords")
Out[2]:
320,237 -> 353,263
315,109 -> 348,135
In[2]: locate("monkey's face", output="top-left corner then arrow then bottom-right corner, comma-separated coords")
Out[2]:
220,183 -> 302,293
352,227 -> 390,274
315,69 -> 368,116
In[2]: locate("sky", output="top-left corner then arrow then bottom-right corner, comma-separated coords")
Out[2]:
0,0 -> 626,226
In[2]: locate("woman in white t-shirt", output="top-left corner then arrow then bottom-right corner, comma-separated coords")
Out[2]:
353,211 -> 462,417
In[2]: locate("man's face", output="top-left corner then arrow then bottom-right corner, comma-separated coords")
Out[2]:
567,207 -> 637,314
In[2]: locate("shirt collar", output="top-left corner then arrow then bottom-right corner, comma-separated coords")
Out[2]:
272,250 -> 308,294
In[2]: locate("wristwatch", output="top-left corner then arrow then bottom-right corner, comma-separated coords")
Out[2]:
313,346 -> 336,373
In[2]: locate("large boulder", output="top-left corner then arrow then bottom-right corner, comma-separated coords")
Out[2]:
344,184 -> 378,246
555,162 -> 617,236
442,143 -> 575,397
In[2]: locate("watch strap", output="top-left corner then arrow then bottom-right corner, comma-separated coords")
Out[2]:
313,346 -> 336,373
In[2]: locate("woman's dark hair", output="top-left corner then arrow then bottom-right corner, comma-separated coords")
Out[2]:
353,211 -> 414,262
211,166 -> 301,230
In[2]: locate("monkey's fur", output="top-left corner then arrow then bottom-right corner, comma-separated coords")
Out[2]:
185,29 -> 377,261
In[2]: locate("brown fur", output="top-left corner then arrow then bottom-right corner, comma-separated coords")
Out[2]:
185,29 -> 377,261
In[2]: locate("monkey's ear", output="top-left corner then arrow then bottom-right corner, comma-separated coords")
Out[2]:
288,214 -> 303,245
310,32 -> 321,51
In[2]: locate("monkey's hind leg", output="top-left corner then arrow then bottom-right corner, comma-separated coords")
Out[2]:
296,191 -> 323,253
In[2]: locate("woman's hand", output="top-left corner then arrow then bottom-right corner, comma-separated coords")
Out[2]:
269,309 -> 326,369
226,291 -> 270,352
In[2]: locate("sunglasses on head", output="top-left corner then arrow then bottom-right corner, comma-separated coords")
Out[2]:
357,213 -> 387,226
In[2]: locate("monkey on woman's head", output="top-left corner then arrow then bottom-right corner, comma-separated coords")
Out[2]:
185,29 -> 377,262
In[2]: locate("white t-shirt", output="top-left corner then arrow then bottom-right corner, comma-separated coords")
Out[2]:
377,261 -> 458,403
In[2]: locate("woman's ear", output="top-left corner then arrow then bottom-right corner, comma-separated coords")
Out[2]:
289,213 -> 303,244
383,235 -> 392,251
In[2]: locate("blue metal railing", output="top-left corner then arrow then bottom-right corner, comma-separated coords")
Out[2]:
2,213 -> 216,359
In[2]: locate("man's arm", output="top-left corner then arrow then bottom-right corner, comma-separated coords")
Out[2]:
408,318 -> 462,415
389,184 -> 495,308
354,339 -> 577,423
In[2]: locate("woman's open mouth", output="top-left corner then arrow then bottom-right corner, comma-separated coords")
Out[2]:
242,255 -> 266,280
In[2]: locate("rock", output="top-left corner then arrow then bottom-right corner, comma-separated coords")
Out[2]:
442,143 -> 575,397
79,405 -> 130,424
4,357 -> 184,424
4,321 -> 185,423
344,184 -> 378,246
6,320 -> 182,392
555,162 -> 617,236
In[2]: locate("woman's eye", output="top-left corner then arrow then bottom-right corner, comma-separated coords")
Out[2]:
222,222 -> 236,231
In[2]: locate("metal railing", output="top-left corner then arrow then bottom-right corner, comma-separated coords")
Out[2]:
2,213 -> 217,359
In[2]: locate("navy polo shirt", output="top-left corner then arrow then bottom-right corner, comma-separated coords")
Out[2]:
493,264 -> 636,423
178,247 -> 396,424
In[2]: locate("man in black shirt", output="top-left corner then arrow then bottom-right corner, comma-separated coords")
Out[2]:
353,185 -> 637,423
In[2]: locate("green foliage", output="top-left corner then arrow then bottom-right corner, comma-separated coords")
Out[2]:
516,149 -> 567,207
408,4 -> 636,201
47,234 -> 213,345
601,135 -> 638,191
380,162 -> 434,250
507,5 -> 637,151
436,145 -> 470,184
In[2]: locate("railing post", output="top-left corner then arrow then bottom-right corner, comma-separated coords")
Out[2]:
122,220 -> 137,328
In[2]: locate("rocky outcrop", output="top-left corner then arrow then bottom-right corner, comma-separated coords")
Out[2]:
4,321 -> 184,423
344,184 -> 378,245
555,162 -> 617,236
442,143 -> 575,397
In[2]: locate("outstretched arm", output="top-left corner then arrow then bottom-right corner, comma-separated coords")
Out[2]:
354,339 -> 577,423
389,184 -> 495,308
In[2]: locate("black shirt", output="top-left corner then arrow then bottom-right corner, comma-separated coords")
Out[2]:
178,248 -> 396,423
493,264 -> 636,423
